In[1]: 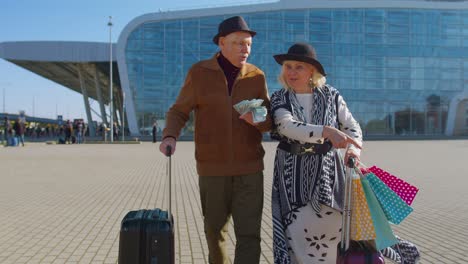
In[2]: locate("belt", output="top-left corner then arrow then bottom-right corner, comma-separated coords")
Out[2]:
277,141 -> 333,155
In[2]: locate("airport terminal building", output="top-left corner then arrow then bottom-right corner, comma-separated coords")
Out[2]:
2,0 -> 468,138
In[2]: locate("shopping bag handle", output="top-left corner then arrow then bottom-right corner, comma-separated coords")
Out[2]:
357,160 -> 370,169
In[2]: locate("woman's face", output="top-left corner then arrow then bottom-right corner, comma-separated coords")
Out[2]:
283,60 -> 316,91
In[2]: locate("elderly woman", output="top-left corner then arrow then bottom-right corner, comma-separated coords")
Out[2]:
270,43 -> 363,264
270,43 -> 421,264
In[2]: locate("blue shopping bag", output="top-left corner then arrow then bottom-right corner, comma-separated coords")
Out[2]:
361,177 -> 399,250
366,173 -> 413,225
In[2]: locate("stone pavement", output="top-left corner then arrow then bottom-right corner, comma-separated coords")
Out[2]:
0,140 -> 467,264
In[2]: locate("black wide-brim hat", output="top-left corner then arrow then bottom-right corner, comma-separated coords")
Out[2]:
273,43 -> 326,76
213,16 -> 256,45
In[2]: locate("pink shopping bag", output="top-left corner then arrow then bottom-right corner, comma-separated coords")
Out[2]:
368,166 -> 419,206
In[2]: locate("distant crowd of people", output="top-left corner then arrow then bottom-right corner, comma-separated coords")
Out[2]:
1,116 -> 26,147
98,122 -> 127,142
56,120 -> 87,144
1,116 -> 129,146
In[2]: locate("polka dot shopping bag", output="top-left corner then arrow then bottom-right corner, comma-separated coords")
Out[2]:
350,178 -> 377,241
368,166 -> 419,206
365,173 -> 414,225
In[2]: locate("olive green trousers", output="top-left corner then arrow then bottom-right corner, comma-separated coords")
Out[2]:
199,171 -> 264,264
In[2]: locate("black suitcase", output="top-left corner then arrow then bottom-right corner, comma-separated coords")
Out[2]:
118,146 -> 175,264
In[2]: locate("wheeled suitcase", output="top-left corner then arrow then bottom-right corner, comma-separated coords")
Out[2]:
118,146 -> 175,264
337,157 -> 385,264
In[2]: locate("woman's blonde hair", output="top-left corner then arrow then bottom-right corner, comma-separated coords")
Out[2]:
277,61 -> 326,91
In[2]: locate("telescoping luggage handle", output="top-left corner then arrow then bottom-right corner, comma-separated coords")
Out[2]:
340,157 -> 356,254
166,145 -> 172,218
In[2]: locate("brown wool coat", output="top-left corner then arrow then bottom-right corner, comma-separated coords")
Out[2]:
163,53 -> 272,176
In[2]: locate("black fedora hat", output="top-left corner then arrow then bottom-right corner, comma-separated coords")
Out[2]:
213,16 -> 256,45
273,43 -> 326,76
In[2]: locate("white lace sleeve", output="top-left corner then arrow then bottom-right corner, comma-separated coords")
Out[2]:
273,108 -> 325,144
337,95 -> 363,155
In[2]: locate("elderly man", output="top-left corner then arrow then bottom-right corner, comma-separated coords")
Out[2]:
159,16 -> 272,264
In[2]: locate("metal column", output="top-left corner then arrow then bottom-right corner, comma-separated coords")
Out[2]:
94,65 -> 108,126
77,64 -> 96,136
115,91 -> 123,126
113,95 -> 119,126
117,92 -> 126,139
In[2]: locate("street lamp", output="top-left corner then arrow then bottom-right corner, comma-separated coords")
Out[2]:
108,16 -> 113,143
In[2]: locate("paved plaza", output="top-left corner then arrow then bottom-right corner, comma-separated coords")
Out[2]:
0,140 -> 467,264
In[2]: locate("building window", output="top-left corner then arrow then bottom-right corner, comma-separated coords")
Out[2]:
125,8 -> 467,137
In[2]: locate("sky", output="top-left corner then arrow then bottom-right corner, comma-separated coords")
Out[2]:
0,0 -> 272,121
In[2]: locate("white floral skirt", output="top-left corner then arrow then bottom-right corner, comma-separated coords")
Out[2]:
285,204 -> 342,264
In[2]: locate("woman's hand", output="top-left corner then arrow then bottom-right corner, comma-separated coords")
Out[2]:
322,126 -> 362,150
344,148 -> 360,167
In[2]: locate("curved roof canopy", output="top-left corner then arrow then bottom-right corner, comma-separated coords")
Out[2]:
0,41 -> 120,104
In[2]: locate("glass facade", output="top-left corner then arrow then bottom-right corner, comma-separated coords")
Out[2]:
125,8 -> 468,137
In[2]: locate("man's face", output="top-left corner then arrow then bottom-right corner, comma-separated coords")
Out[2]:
219,32 -> 252,68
